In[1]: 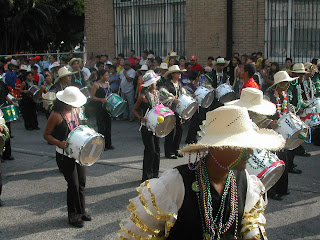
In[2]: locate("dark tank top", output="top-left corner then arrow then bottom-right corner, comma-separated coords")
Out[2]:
168,164 -> 247,240
95,86 -> 109,112
52,114 -> 75,141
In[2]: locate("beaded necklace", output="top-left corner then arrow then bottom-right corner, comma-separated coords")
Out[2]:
195,157 -> 238,240
99,80 -> 111,96
146,90 -> 159,108
63,108 -> 78,131
274,90 -> 288,117
302,78 -> 314,100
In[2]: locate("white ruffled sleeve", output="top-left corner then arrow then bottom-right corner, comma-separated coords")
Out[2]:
240,170 -> 268,240
117,169 -> 185,239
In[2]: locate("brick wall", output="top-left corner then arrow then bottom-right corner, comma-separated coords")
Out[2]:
185,0 -> 228,66
232,0 -> 265,57
84,0 -> 115,59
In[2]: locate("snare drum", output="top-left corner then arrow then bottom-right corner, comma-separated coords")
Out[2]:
145,104 -> 176,137
175,94 -> 198,120
194,86 -> 214,108
247,149 -> 285,191
1,105 -> 19,122
215,83 -> 236,104
80,86 -> 91,99
103,93 -> 127,117
275,112 -> 309,150
307,98 -> 320,113
299,106 -> 320,127
28,85 -> 41,103
66,125 -> 105,166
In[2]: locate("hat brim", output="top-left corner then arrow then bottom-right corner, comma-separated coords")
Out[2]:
141,76 -> 160,87
164,69 -> 187,79
68,58 -> 82,66
56,90 -> 87,108
180,128 -> 285,154
54,71 -> 77,84
269,76 -> 298,88
292,70 -> 309,74
213,61 -> 230,68
225,99 -> 276,115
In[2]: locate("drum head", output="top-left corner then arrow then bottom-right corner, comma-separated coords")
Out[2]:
111,101 -> 127,117
181,102 -> 198,120
155,114 -> 176,137
260,162 -> 285,191
79,135 -> 105,166
286,128 -> 308,150
201,91 -> 214,108
219,92 -> 236,104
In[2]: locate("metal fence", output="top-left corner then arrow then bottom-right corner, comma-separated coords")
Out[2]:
114,0 -> 186,58
265,0 -> 320,64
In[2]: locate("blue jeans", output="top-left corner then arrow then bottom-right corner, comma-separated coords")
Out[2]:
121,89 -> 135,120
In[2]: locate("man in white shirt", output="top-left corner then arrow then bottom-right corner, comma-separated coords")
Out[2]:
139,50 -> 148,66
101,54 -> 112,66
120,60 -> 136,121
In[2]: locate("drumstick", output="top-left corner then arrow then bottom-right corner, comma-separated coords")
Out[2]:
139,108 -> 149,131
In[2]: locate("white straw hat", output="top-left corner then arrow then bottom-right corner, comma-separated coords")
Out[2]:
180,105 -> 285,154
68,58 -> 82,66
49,62 -> 60,72
158,63 -> 168,70
139,65 -> 148,71
225,87 -> 276,115
18,65 -> 31,72
54,66 -> 77,84
269,71 -> 297,88
169,51 -> 178,57
141,70 -> 160,87
56,86 -> 87,107
292,63 -> 309,74
213,58 -> 230,68
164,65 -> 186,79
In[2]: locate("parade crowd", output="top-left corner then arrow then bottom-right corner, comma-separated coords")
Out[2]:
0,49 -> 320,239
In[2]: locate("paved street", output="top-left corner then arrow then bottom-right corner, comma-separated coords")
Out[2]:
0,112 -> 319,240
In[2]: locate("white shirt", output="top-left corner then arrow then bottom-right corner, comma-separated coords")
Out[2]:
120,68 -> 136,93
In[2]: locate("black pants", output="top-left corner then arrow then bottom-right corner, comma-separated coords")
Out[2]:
21,97 -> 38,130
96,108 -> 112,148
141,127 -> 160,181
0,157 -> 2,197
165,114 -> 183,155
56,152 -> 86,218
269,150 -> 289,195
3,122 -> 11,159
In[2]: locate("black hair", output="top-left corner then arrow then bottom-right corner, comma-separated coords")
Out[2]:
31,65 -> 38,70
52,98 -> 69,112
285,58 -> 292,63
149,50 -> 154,55
26,72 -> 33,77
169,56 -> 176,61
154,56 -> 162,64
249,56 -> 255,62
208,56 -> 214,61
311,58 -> 318,65
44,73 -> 51,79
97,69 -> 108,79
102,54 -> 109,59
271,62 -> 280,73
95,55 -> 101,59
113,57 -> 119,61
257,52 -> 263,56
118,53 -> 124,58
251,52 -> 257,56
179,56 -> 186,61
244,63 -> 256,78
233,52 -> 240,56
130,50 -> 135,54
241,54 -> 248,61
96,61 -> 104,68
109,65 -> 117,71
189,71 -> 201,80
90,67 -> 97,72
261,59 -> 269,69
233,56 -> 241,65
143,50 -> 149,55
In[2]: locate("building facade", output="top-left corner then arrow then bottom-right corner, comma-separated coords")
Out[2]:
85,0 -> 319,65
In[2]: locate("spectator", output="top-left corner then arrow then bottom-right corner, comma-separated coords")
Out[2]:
109,65 -> 120,94
69,58 -> 86,88
4,63 -> 18,90
127,50 -> 136,66
135,65 -> 148,99
241,63 -> 260,93
101,54 -> 112,66
205,56 -> 215,69
140,50 -> 149,65
260,59 -> 270,89
96,61 -> 105,71
190,55 -> 203,73
117,58 -> 125,74
120,60 -> 136,121
30,65 -> 44,86
112,57 -> 119,67
40,55 -> 50,72
256,52 -> 263,69
264,62 -> 280,91
118,53 -> 125,61
132,56 -> 141,71
28,57 -> 41,74
179,56 -> 186,70
282,58 -> 293,76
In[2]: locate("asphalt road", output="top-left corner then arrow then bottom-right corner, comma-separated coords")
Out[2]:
0,112 -> 319,240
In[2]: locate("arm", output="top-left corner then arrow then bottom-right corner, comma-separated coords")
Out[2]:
43,111 -> 68,149
90,82 -> 107,104
123,70 -> 134,82
19,82 -> 29,94
132,94 -> 146,122
39,85 -> 45,98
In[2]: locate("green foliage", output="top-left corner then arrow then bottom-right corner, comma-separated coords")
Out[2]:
0,0 -> 84,54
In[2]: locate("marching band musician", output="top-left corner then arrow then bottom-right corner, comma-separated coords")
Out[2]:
159,65 -> 186,159
90,69 -> 114,151
50,66 -> 75,93
132,71 -> 161,181
43,86 -> 90,228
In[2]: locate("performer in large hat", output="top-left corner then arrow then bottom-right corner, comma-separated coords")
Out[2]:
118,105 -> 285,240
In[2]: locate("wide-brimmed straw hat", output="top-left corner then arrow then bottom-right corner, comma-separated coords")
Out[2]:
68,58 -> 82,66
292,63 -> 309,74
54,66 -> 77,84
141,70 -> 160,87
164,65 -> 186,78
158,63 -> 168,70
139,65 -> 148,71
180,105 -> 285,154
269,71 -> 297,88
49,62 -> 60,72
56,86 -> 87,108
225,87 -> 276,115
213,58 -> 230,68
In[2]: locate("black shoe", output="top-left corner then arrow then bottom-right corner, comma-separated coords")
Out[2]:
0,199 -> 4,206
270,193 -> 283,201
288,167 -> 302,174
34,127 -> 40,130
104,146 -> 115,151
4,156 -> 14,160
283,190 -> 290,195
165,154 -> 177,159
69,218 -> 84,228
82,214 -> 92,221
175,153 -> 183,158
